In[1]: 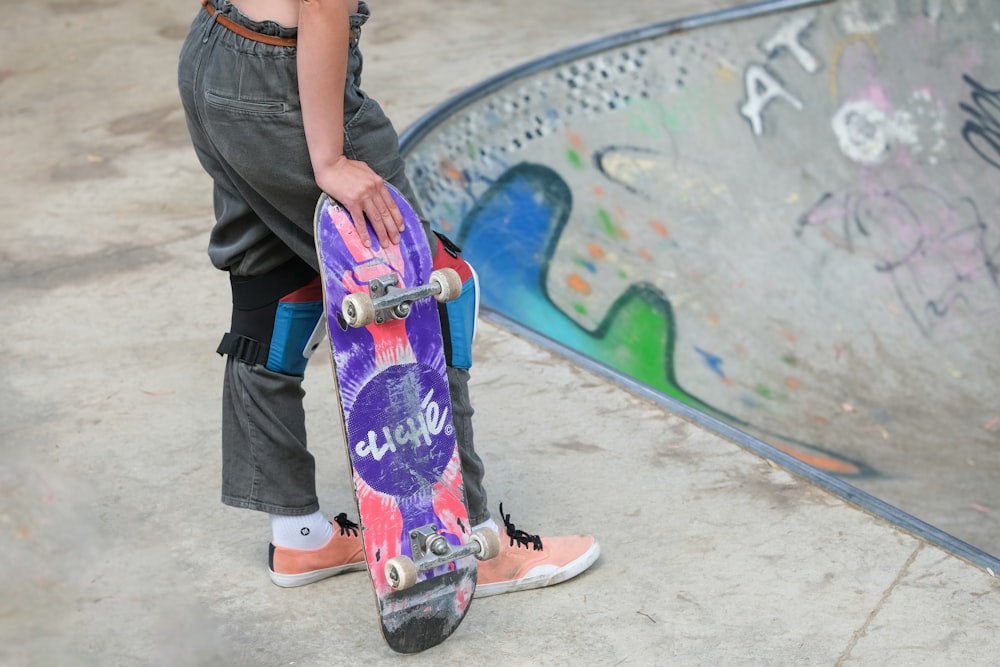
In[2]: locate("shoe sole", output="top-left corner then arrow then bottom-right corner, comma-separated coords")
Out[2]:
269,561 -> 366,588
473,540 -> 601,598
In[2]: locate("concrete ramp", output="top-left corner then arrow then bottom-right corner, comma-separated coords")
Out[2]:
400,0 -> 1000,561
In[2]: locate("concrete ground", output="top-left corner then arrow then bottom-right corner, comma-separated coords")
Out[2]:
1,1 -> 998,665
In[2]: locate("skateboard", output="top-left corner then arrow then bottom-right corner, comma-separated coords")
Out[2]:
313,185 -> 499,653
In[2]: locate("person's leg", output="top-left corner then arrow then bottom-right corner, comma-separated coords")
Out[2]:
218,274 -> 366,587
220,357 -> 316,515
219,270 -> 322,516
427,242 -> 600,597
179,5 -> 362,588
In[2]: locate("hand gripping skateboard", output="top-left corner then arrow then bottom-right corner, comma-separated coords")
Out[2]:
314,185 -> 499,653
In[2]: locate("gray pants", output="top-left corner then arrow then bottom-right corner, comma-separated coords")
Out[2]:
178,1 -> 489,524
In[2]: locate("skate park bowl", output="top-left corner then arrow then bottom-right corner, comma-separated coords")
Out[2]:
399,0 -> 1000,568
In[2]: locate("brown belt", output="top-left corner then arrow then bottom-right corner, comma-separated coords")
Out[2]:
201,0 -> 298,47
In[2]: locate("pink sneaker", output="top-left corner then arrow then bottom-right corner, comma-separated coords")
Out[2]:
268,513 -> 365,588
475,504 -> 600,598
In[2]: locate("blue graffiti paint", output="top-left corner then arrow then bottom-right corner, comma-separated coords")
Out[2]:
695,346 -> 726,379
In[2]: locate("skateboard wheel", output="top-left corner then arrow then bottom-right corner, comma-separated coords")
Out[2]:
342,293 -> 376,328
471,527 -> 501,561
385,556 -> 418,591
430,268 -> 463,303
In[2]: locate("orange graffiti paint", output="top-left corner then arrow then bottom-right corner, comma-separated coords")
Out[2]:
650,220 -> 669,237
638,247 -> 653,261
567,273 -> 592,295
588,243 -> 606,260
772,443 -> 861,476
441,159 -> 462,182
785,377 -> 801,390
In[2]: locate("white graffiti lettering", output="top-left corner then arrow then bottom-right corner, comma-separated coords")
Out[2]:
831,99 -> 919,166
831,101 -> 890,165
355,388 -> 450,462
761,11 -> 821,74
740,65 -> 804,136
739,9 -> 820,137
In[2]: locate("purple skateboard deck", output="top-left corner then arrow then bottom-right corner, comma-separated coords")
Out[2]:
313,185 -> 476,653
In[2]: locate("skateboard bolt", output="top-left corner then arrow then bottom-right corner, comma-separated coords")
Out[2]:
429,536 -> 449,556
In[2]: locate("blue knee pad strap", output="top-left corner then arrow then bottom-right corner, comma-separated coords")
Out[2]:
441,267 -> 479,370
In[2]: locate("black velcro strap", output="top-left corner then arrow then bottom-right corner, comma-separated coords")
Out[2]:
437,302 -> 453,367
217,331 -> 270,366
434,231 -> 462,258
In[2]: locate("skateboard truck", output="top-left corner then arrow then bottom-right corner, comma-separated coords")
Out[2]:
385,524 -> 501,591
342,268 -> 463,328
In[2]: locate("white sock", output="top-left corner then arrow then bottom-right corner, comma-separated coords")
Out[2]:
270,511 -> 334,550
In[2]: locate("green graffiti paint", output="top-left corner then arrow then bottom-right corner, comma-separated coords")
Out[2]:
567,149 -> 584,170
597,208 -> 618,238
599,297 -> 673,392
586,288 -> 712,414
652,86 -> 722,132
755,384 -> 788,401
627,99 -> 672,138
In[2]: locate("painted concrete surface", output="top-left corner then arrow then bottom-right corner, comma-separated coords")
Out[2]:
400,0 -> 1000,559
2,0 -> 1000,665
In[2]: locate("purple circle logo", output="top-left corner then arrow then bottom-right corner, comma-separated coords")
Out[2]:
347,363 -> 455,496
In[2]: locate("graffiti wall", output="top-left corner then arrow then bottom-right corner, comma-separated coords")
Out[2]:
401,0 -> 1000,555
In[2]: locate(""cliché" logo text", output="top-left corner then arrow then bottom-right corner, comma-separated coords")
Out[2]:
355,388 -> 451,462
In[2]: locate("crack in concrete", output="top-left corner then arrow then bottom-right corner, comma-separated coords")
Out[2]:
835,542 -> 925,665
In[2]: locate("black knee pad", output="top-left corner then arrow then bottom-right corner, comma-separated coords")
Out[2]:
217,259 -> 324,376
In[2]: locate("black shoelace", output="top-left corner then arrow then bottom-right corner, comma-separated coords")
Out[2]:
333,512 -> 360,537
499,503 -> 543,551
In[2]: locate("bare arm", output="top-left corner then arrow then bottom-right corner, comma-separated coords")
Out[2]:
297,0 -> 403,247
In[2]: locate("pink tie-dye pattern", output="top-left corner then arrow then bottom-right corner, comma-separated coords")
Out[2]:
354,474 -> 403,593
